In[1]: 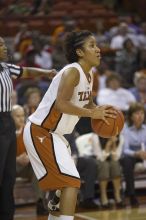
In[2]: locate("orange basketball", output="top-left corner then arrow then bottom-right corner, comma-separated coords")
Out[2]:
91,107 -> 125,138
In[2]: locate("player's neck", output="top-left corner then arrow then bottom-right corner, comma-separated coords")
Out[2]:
78,61 -> 91,74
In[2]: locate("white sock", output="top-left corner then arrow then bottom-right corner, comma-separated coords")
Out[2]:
56,190 -> 61,198
48,213 -> 60,220
60,215 -> 74,220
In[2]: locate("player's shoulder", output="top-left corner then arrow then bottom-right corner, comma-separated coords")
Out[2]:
61,63 -> 80,77
64,66 -> 79,75
63,67 -> 80,86
58,64 -> 80,86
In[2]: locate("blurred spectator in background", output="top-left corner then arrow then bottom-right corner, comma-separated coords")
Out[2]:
14,47 -> 40,92
94,19 -> 110,49
11,90 -> 18,107
137,22 -> 146,50
129,71 -> 146,109
115,38 -> 139,88
51,16 -> 78,45
93,60 -> 112,93
97,69 -> 113,92
52,37 -> 67,71
91,61 -> 113,102
108,17 -> 123,40
73,132 -> 99,209
14,23 -> 32,59
16,78 -> 52,106
11,105 -> 26,158
32,36 -> 52,69
31,0 -> 53,15
110,22 -> 138,50
118,15 -> 142,35
17,45 -> 53,101
121,102 -> 146,207
96,73 -> 136,112
23,87 -> 42,118
12,105 -> 48,215
19,47 -> 41,69
92,134 -> 124,209
139,48 -> 146,70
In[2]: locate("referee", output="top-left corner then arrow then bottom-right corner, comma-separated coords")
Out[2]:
0,36 -> 56,220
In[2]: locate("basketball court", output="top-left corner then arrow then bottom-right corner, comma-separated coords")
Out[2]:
14,201 -> 146,220
14,175 -> 146,220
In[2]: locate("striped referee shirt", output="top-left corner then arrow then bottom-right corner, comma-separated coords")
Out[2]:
0,62 -> 23,112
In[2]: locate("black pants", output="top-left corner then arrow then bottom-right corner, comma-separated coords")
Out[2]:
121,156 -> 142,196
77,157 -> 97,200
0,113 -> 16,220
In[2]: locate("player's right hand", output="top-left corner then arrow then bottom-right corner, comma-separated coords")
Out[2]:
91,105 -> 117,124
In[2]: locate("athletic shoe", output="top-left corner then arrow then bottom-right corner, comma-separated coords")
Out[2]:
48,200 -> 60,211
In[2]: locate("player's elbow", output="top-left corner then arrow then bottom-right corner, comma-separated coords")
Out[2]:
55,99 -> 66,113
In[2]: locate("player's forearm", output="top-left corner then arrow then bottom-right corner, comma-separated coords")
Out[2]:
84,101 -> 96,109
55,100 -> 92,118
23,67 -> 46,76
23,67 -> 56,78
83,96 -> 96,109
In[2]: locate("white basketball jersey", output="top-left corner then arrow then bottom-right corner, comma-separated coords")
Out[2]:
29,62 -> 93,135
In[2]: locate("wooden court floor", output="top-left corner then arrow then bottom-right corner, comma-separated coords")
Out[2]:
14,203 -> 146,220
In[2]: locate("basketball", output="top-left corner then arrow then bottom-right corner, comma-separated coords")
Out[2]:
91,107 -> 125,138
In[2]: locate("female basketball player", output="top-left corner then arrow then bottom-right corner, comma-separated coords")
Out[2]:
23,30 -> 117,220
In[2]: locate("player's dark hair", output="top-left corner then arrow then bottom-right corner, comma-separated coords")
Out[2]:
64,30 -> 93,63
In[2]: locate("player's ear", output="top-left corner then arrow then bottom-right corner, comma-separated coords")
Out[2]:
76,48 -> 84,57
